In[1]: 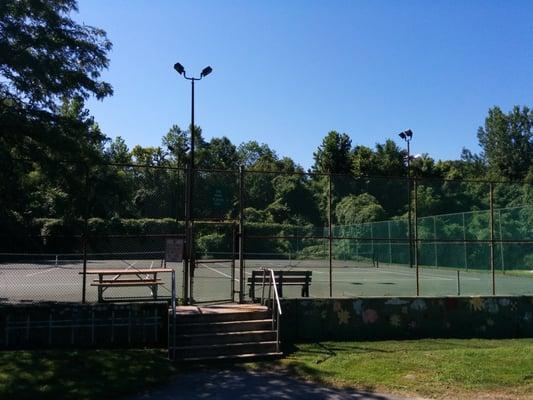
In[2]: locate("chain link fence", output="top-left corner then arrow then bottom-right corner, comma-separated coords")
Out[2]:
1,161 -> 532,303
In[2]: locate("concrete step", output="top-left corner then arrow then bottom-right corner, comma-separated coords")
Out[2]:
175,319 -> 273,334
174,352 -> 283,363
174,330 -> 276,346
171,341 -> 278,359
175,310 -> 271,324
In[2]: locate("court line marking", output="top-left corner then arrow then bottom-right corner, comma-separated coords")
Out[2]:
204,265 -> 234,280
25,267 -> 60,277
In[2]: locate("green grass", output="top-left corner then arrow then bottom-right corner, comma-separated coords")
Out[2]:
256,339 -> 533,399
0,349 -> 177,400
1,340 -> 532,399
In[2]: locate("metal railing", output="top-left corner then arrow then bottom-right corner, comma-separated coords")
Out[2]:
260,268 -> 282,352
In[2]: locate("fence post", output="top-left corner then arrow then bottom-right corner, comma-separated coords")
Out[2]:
433,216 -> 438,268
238,165 -> 245,303
414,178 -> 419,296
183,165 -> 190,304
462,212 -> 468,271
407,177 -> 413,269
489,182 -> 495,295
82,166 -> 89,304
387,220 -> 392,266
231,223 -> 236,302
328,173 -> 333,298
498,210 -> 505,273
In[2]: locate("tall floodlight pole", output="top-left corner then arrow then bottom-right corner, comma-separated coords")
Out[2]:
398,129 -> 414,269
174,62 -> 212,304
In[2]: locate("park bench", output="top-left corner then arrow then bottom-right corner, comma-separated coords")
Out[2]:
81,268 -> 170,302
247,270 -> 312,300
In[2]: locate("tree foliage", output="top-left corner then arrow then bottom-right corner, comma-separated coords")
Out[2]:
477,106 -> 533,180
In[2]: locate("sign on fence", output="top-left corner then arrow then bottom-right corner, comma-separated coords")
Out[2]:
165,238 -> 184,262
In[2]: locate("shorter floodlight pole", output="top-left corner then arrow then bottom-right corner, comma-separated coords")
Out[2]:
398,130 -> 414,270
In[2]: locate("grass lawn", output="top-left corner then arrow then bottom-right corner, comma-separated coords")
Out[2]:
0,349 -> 177,400
1,339 -> 532,399
260,339 -> 533,399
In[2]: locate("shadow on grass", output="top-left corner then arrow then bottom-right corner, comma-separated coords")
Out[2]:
0,349 -> 179,400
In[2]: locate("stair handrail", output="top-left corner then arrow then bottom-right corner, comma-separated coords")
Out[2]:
260,268 -> 282,352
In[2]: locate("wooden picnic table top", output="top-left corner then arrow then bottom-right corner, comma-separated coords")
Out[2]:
80,268 -> 172,275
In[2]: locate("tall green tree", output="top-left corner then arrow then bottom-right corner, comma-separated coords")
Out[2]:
1,0 -> 113,230
477,106 -> 533,180
312,131 -> 352,174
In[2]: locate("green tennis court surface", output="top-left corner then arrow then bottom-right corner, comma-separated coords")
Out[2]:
192,257 -> 533,302
1,253 -> 532,303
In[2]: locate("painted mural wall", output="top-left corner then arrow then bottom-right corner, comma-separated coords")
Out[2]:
280,296 -> 533,342
0,302 -> 168,350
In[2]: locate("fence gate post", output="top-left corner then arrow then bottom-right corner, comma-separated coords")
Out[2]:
489,182 -> 495,295
238,165 -> 245,303
328,172 -> 333,298
414,178 -> 419,296
82,165 -> 89,304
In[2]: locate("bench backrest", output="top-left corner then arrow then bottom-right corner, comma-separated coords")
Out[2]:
248,270 -> 312,283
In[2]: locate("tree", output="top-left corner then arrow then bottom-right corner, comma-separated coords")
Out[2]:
352,140 -> 406,177
0,0 -> 112,110
162,125 -> 188,167
107,136 -> 131,164
477,106 -> 533,180
312,131 -> 352,173
335,194 -> 385,225
0,0 -> 113,231
237,141 -> 275,168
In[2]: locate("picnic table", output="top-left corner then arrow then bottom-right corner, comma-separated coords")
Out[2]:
81,268 -> 172,302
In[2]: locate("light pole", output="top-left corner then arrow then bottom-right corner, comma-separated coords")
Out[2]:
174,62 -> 212,304
398,129 -> 413,270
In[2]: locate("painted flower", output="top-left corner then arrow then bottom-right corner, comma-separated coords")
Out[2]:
408,320 -> 417,330
523,313 -> 531,322
362,309 -> 379,324
385,298 -> 409,306
410,299 -> 427,311
486,318 -> 494,326
401,306 -> 409,315
469,297 -> 485,311
485,299 -> 499,314
390,314 -> 401,327
333,301 -> 342,312
445,298 -> 459,310
338,309 -> 350,325
352,300 -> 363,315
499,298 -> 511,307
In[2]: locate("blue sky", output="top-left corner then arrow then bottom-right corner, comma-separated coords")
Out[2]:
76,1 -> 532,169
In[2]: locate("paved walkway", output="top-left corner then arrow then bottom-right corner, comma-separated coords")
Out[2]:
129,369 -> 405,400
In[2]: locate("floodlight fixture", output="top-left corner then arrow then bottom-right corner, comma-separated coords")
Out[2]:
201,66 -> 213,78
398,129 -> 413,142
174,62 -> 185,75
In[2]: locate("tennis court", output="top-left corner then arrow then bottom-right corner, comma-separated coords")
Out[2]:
0,252 -> 182,303
1,250 -> 532,303
194,257 -> 533,301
